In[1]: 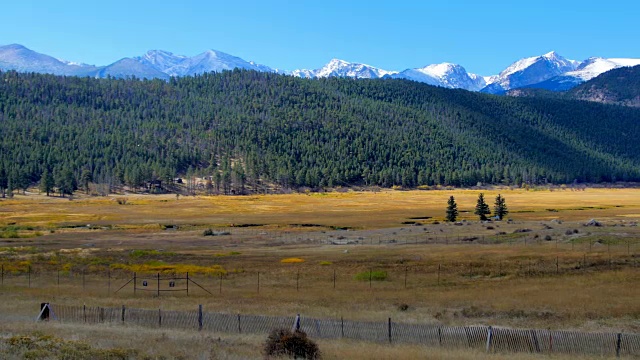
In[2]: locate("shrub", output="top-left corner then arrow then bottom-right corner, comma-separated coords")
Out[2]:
203,228 -> 214,236
544,235 -> 553,241
354,270 -> 387,281
319,261 -> 332,266
263,328 -> 320,360
281,257 -> 305,264
116,198 -> 128,205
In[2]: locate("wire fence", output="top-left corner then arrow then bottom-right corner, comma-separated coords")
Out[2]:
48,303 -> 640,357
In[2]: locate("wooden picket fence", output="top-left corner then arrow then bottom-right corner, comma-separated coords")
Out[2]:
49,303 -> 639,357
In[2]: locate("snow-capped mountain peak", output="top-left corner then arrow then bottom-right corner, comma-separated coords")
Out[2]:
390,62 -> 487,91
308,58 -> 396,79
481,51 -> 578,93
135,50 -> 188,72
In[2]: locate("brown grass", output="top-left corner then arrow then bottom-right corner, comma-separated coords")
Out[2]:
1,188 -> 640,357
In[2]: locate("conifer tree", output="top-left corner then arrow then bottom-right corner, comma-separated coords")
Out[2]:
494,194 -> 508,220
80,169 -> 93,194
474,193 -> 491,221
39,168 -> 55,196
446,195 -> 458,222
0,165 -> 6,198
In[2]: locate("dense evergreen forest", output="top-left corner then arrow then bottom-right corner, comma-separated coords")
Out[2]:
1,69 -> 639,196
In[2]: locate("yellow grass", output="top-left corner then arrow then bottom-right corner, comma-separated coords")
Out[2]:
1,187 -> 640,358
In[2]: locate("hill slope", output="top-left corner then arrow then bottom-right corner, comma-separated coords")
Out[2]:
0,70 -> 639,193
565,65 -> 640,107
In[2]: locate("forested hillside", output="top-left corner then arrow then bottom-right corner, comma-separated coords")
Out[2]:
1,69 -> 639,195
567,65 -> 640,107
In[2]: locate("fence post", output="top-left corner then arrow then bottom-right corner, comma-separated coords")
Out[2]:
133,272 -> 137,295
404,267 -> 407,288
485,326 -> 493,352
438,327 -> 442,347
531,329 -> 540,353
198,305 -> 203,331
333,269 -> 336,289
388,317 -> 392,343
341,316 -> 344,338
121,305 -> 125,323
28,265 -> 31,288
186,272 -> 189,296
616,333 -> 622,357
158,308 -> 162,327
237,314 -> 241,333
219,273 -> 222,294
108,269 -> 111,294
83,304 -> 86,323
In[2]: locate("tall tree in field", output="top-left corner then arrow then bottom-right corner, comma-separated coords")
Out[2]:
56,168 -> 77,197
474,193 -> 491,221
80,169 -> 93,194
39,168 -> 55,196
0,165 -> 7,198
494,194 -> 508,220
445,195 -> 458,222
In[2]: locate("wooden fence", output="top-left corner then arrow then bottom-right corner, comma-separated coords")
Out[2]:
49,303 -> 639,357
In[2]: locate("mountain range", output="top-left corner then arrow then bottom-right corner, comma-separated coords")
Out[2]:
1,43 -> 639,93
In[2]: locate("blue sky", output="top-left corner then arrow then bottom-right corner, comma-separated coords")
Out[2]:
1,0 -> 639,75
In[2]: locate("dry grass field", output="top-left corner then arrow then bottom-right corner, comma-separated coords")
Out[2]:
1,187 -> 639,358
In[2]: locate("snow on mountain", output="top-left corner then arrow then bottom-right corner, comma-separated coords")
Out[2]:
163,49 -> 273,77
3,44 -> 639,94
0,44 -> 96,76
134,50 -> 188,73
566,57 -> 640,81
92,58 -> 170,80
391,63 -> 486,91
292,59 -> 396,79
290,68 -> 315,78
481,51 -> 578,94
517,57 -> 640,92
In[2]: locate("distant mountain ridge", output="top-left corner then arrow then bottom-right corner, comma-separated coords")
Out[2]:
507,65 -> 640,107
1,43 -> 639,92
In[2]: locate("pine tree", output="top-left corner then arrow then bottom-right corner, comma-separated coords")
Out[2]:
445,195 -> 458,222
39,168 -> 55,196
474,193 -> 491,221
0,165 -> 6,198
494,194 -> 508,220
56,168 -> 77,197
80,169 -> 93,194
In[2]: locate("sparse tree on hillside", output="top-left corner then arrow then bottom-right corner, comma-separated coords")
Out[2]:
446,195 -> 458,222
494,194 -> 508,220
474,193 -> 491,221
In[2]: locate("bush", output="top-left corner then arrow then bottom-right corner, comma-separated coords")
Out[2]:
354,270 -> 387,281
263,328 -> 320,360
